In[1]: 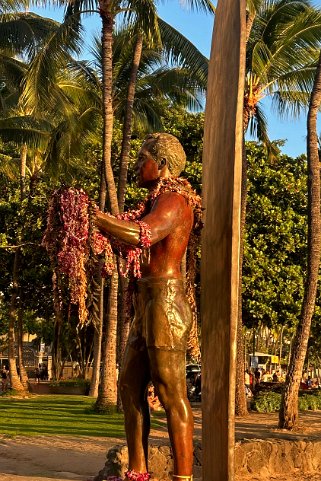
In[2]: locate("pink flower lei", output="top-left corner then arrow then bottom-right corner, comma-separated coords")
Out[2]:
93,177 -> 202,279
125,469 -> 151,481
42,178 -> 202,325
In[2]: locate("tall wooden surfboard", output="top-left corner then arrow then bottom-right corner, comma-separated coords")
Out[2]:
201,0 -> 246,480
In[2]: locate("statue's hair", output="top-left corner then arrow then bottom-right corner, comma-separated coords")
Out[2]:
143,133 -> 186,176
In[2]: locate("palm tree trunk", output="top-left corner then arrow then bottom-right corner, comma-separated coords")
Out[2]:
95,271 -> 119,412
114,30 -> 144,400
52,269 -> 63,380
17,308 -> 29,389
116,273 -> 130,410
117,32 -> 143,212
98,3 -> 120,410
7,143 -> 28,394
20,143 -> 27,199
246,11 -> 256,42
235,140 -> 248,416
16,144 -> 29,390
279,50 -> 321,430
100,3 -> 119,216
8,250 -> 26,393
89,277 -> 104,397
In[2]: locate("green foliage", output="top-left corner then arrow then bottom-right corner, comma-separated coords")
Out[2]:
299,390 -> 321,411
245,0 -> 321,147
251,391 -> 282,413
243,142 -> 310,330
252,389 -> 321,412
49,379 -> 90,388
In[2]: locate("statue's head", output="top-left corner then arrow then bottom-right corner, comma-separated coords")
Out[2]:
141,133 -> 186,177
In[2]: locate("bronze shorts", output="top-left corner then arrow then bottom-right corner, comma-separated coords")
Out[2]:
128,278 -> 193,351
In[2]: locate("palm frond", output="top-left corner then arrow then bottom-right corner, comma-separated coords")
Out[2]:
20,15 -> 84,113
0,0 -> 28,13
0,152 -> 19,181
122,0 -> 161,47
0,115 -> 52,148
158,17 -> 208,85
44,107 -> 100,178
248,102 -> 279,158
134,66 -> 204,109
0,13 -> 58,60
246,0 -> 263,16
172,0 -> 215,14
257,4 -> 321,80
0,54 -> 26,91
271,89 -> 309,118
130,97 -> 164,131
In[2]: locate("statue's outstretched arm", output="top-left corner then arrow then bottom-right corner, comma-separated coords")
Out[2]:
95,192 -> 186,246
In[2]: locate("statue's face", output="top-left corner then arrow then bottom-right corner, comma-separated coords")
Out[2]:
136,140 -> 160,187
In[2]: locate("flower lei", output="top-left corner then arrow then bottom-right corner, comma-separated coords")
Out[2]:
93,219 -> 151,279
42,178 -> 202,331
42,187 -> 90,324
95,177 -> 202,280
125,469 -> 151,481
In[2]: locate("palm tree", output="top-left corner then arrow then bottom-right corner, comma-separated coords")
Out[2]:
0,7 -> 79,393
235,0 -> 321,416
0,9 -> 104,384
244,0 -> 321,140
279,50 -> 321,429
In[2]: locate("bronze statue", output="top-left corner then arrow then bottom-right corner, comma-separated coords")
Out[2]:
95,133 -> 201,481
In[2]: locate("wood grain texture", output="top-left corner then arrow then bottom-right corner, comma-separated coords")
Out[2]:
201,0 -> 246,480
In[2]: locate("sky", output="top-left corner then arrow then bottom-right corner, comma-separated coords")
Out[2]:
31,1 -> 321,158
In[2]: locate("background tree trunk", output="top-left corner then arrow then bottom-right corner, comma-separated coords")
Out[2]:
17,308 -> 29,389
95,271 -> 119,412
279,50 -> 321,430
8,250 -> 26,393
89,277 -> 104,397
117,32 -> 143,212
235,142 -> 248,416
52,269 -> 63,380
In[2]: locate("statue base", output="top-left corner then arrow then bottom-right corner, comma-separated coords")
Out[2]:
93,443 -> 202,481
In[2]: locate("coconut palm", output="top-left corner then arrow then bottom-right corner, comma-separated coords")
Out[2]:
279,50 -> 321,429
235,0 -> 321,417
0,11 -> 102,385
244,0 -> 321,141
0,8 -> 83,393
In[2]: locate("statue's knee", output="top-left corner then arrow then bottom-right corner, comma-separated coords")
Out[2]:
156,386 -> 174,411
119,375 -> 129,402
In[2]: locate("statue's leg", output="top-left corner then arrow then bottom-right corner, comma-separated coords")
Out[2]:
119,344 -> 151,473
148,349 -> 194,476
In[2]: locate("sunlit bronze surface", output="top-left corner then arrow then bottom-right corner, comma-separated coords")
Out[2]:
96,133 -> 195,478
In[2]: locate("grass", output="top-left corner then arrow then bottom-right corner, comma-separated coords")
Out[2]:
0,394 -> 166,438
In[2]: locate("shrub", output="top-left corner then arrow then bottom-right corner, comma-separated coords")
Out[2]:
251,391 -> 281,413
299,391 -> 321,411
252,389 -> 321,413
49,379 -> 90,388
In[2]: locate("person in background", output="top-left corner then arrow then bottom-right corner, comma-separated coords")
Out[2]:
1,366 -> 9,392
244,369 -> 250,388
254,367 -> 261,384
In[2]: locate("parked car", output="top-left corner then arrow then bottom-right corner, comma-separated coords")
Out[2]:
186,364 -> 201,402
